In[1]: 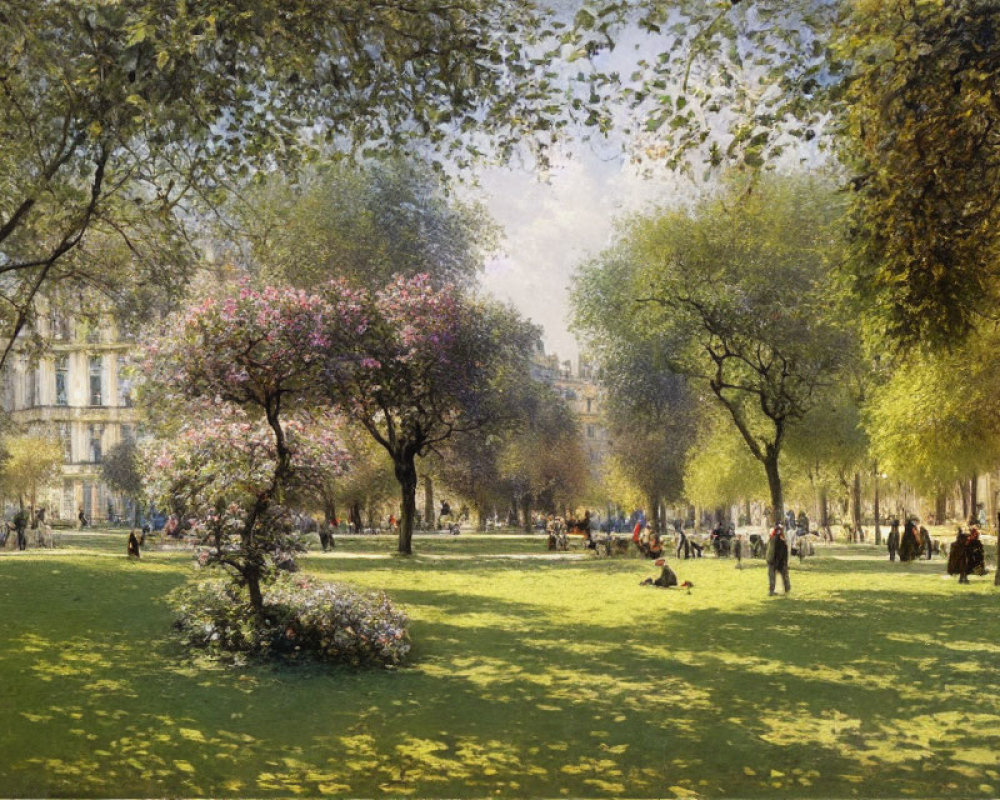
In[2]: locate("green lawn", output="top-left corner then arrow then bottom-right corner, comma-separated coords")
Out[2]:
0,533 -> 997,798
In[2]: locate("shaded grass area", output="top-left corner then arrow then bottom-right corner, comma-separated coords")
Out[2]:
0,543 -> 997,798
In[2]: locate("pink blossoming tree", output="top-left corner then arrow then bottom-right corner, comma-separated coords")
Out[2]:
320,274 -> 536,554
143,285 -> 348,614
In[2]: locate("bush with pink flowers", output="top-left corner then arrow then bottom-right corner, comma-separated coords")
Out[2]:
168,574 -> 410,668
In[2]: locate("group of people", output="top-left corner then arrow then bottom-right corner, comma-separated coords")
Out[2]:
2,508 -> 53,551
886,518 -> 934,562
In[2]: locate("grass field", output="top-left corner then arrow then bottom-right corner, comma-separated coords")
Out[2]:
0,531 -> 997,798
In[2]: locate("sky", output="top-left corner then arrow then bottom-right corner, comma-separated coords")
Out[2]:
474,148 -> 685,368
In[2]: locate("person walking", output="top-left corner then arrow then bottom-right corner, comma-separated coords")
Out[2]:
766,523 -> 790,596
13,508 -> 28,551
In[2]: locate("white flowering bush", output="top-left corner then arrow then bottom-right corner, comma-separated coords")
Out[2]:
168,575 -> 410,668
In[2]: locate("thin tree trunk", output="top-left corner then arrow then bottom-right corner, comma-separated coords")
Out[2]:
522,494 -> 532,533
935,489 -> 947,525
648,494 -> 659,533
852,472 -> 862,540
970,473 -> 979,521
873,468 -> 882,546
763,452 -> 783,528
423,475 -> 434,532
820,487 -> 828,529
396,455 -> 418,555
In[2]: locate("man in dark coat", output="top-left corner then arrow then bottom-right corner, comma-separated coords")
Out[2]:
919,523 -> 933,560
13,509 -> 28,551
887,519 -> 900,561
899,518 -> 920,562
947,528 -> 971,583
766,524 -> 790,595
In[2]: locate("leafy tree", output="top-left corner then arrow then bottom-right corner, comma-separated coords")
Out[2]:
498,383 -> 590,530
590,343 -> 699,532
232,160 -> 497,292
101,439 -> 144,524
683,409 -> 769,515
436,428 -> 508,531
320,275 -> 537,554
0,0 -> 589,370
142,283 -> 348,613
841,0 -> 1000,349
0,434 -> 63,512
574,174 -> 851,524
865,337 -> 1000,502
289,423 -> 397,533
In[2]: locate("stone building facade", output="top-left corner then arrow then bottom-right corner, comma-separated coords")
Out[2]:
3,308 -> 138,522
529,340 -> 610,477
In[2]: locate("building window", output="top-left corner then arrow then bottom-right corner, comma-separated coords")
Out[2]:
586,398 -> 592,414
50,311 -> 71,341
117,354 -> 132,407
25,365 -> 38,407
89,424 -> 103,463
89,355 -> 104,406
58,422 -> 72,462
121,424 -> 135,444
587,424 -> 596,439
55,356 -> 69,406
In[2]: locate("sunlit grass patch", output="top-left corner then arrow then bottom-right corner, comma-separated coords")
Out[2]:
0,540 -> 997,797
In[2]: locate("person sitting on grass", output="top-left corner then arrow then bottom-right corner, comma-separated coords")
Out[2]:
640,559 -> 678,588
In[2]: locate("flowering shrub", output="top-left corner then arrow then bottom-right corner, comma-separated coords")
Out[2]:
167,575 -> 410,668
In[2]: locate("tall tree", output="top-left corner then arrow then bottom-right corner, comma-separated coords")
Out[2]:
574,174 -> 851,524
593,344 -> 699,532
321,276 -> 537,554
142,283 -> 348,613
498,383 -> 590,530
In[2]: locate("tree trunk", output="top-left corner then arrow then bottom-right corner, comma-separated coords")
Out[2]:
935,489 -> 947,525
521,494 -> 532,533
745,498 -> 752,527
648,494 -> 659,533
476,504 -> 487,532
820,487 -> 828,529
873,469 -> 882,546
763,451 -> 783,528
852,472 -> 862,540
245,564 -> 264,616
970,473 -> 979,522
423,475 -> 434,533
960,479 -> 970,521
395,455 -> 418,555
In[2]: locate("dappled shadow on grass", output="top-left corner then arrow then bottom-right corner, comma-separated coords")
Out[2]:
0,552 -> 998,797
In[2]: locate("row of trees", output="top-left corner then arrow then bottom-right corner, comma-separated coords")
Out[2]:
574,171 -> 1000,535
